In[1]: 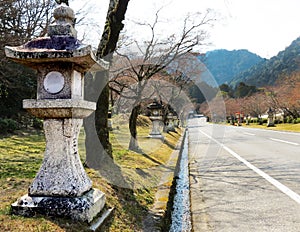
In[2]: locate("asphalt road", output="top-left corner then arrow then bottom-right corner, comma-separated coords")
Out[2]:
188,118 -> 300,232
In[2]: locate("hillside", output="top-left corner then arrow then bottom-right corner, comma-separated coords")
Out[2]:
198,49 -> 263,85
230,37 -> 300,87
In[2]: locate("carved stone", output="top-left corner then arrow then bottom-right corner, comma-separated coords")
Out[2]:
5,4 -> 108,222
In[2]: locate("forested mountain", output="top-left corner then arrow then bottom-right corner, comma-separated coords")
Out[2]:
198,49 -> 264,85
230,37 -> 300,87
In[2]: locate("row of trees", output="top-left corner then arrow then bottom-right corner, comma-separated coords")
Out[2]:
202,72 -> 300,122
219,82 -> 258,98
84,6 -> 215,160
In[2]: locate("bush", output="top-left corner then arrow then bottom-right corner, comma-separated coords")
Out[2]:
17,114 -> 43,129
0,118 -> 20,134
32,117 -> 43,129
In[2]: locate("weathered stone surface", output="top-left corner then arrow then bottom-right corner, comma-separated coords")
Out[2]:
5,43 -> 109,72
6,2 -> 108,223
267,108 -> 275,127
166,115 -> 176,132
48,5 -> 77,38
53,5 -> 75,22
36,67 -> 76,100
25,36 -> 80,50
23,99 -> 95,118
149,116 -> 163,138
4,1 -> 109,72
11,188 -> 105,222
29,118 -> 92,196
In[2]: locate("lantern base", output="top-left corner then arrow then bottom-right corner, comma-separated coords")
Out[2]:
147,134 -> 164,139
11,188 -> 105,223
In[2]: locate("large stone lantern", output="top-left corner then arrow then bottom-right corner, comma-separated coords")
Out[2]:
147,99 -> 163,138
5,4 -> 108,222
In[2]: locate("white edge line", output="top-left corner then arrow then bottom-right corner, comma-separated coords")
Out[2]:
230,124 -> 300,135
269,138 -> 299,146
243,132 -> 255,136
199,130 -> 300,204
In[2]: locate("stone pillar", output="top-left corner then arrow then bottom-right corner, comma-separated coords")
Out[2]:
5,4 -> 108,222
29,118 -> 91,196
267,108 -> 275,127
166,113 -> 176,132
149,116 -> 163,137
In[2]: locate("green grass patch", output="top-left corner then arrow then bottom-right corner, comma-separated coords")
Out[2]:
0,132 -> 45,179
242,123 -> 300,132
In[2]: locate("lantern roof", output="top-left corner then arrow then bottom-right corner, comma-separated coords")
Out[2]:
4,4 -> 108,72
147,99 -> 163,110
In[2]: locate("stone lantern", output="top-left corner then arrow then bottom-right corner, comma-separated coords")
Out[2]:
174,114 -> 180,128
166,112 -> 176,132
5,4 -> 109,222
147,99 -> 163,138
245,114 -> 250,125
267,107 -> 275,127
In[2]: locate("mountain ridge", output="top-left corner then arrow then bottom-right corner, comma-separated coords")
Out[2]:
198,49 -> 264,85
229,37 -> 300,87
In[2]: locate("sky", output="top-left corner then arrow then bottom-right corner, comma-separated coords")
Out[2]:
71,0 -> 300,58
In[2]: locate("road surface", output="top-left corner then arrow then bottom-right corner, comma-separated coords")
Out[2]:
188,118 -> 300,232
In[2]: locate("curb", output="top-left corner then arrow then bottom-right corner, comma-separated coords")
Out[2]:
142,128 -> 186,231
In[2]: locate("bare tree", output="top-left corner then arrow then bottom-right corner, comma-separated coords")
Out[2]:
109,9 -> 214,151
0,0 -> 55,119
0,0 -> 54,44
243,93 -> 268,122
271,72 -> 300,119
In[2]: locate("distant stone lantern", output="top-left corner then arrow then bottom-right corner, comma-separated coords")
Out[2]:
147,99 -> 163,138
267,107 -> 275,127
174,115 -> 179,127
166,112 -> 176,132
174,114 -> 180,128
5,3 -> 109,222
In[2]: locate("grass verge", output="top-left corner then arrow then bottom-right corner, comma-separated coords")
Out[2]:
238,123 -> 300,132
0,116 -> 182,231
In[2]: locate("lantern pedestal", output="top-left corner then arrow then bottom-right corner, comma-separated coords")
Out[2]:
148,116 -> 164,139
165,114 -> 176,132
11,189 -> 105,223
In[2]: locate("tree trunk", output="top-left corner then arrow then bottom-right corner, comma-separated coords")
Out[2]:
95,72 -> 112,155
84,71 -> 111,167
84,0 -> 130,167
129,105 -> 140,152
83,112 -> 105,168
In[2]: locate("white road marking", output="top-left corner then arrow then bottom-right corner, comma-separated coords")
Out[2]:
243,132 -> 255,136
233,125 -> 300,136
269,138 -> 299,146
199,130 -> 300,204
